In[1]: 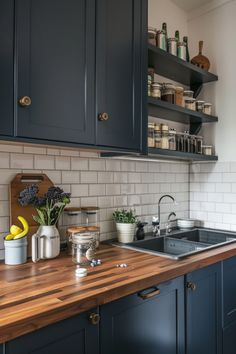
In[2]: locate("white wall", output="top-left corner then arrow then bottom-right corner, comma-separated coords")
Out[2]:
188,0 -> 236,161
149,0 -> 188,36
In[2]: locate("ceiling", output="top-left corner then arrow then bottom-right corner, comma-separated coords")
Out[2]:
171,0 -> 213,12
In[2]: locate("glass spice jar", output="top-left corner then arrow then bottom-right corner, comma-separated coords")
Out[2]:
151,82 -> 162,99
202,145 -> 213,155
169,128 -> 176,150
196,100 -> 205,112
196,136 -> 203,154
71,232 -> 97,265
190,135 -> 197,154
161,83 -> 175,104
175,86 -> 184,106
183,131 -> 190,153
185,98 -> 196,111
148,27 -> 157,46
161,124 -> 169,149
154,124 -> 162,149
176,132 -> 184,152
148,122 -> 155,147
203,103 -> 212,115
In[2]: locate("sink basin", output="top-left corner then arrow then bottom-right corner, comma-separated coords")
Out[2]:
113,228 -> 236,260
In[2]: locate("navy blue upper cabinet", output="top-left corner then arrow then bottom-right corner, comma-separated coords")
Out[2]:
186,263 -> 222,354
100,277 -> 185,354
96,0 -> 147,151
6,310 -> 99,354
0,0 -> 14,136
15,0 -> 95,145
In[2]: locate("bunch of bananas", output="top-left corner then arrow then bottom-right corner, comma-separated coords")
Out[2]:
5,216 -> 29,241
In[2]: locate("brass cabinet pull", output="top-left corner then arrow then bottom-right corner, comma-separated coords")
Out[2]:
138,287 -> 161,300
186,282 -> 197,291
98,112 -> 109,121
19,96 -> 32,107
89,313 -> 100,325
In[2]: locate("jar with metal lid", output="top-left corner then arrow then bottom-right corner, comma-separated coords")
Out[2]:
161,124 -> 169,149
185,98 -> 196,111
169,129 -> 176,150
161,83 -> 175,104
154,124 -> 162,149
168,38 -> 177,56
175,86 -> 184,106
203,103 -> 212,115
202,145 -> 213,155
196,136 -> 203,154
177,42 -> 187,61
148,27 -> 157,46
151,82 -> 162,99
157,30 -> 167,51
196,100 -> 205,112
148,122 -> 155,147
183,90 -> 194,99
70,231 -> 97,265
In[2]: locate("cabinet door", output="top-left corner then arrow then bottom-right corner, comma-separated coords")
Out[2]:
0,0 -> 14,136
223,256 -> 236,326
186,263 -> 222,354
15,0 -> 95,145
223,320 -> 236,354
6,310 -> 99,354
96,0 -> 147,152
0,344 -> 3,354
100,277 -> 185,354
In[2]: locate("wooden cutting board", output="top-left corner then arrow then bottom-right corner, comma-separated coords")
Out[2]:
10,173 -> 53,256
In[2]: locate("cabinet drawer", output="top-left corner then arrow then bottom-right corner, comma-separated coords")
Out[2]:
223,256 -> 236,326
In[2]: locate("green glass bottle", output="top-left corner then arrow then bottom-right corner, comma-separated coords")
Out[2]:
175,30 -> 180,43
183,36 -> 190,62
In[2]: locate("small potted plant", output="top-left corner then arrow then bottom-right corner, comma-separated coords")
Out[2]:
113,209 -> 137,243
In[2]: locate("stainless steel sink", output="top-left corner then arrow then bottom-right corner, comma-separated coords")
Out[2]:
113,228 -> 236,260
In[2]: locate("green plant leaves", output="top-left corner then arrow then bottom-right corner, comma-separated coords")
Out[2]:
113,209 -> 137,224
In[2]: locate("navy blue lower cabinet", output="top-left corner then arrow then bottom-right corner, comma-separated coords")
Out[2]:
100,277 -> 185,354
5,309 -> 99,354
222,319 -> 236,354
186,263 -> 222,354
0,344 -> 3,354
222,256 -> 236,327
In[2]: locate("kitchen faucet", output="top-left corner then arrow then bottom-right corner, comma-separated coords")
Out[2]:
157,195 -> 177,236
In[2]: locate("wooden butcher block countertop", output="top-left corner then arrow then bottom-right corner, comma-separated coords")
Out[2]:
1,243 -> 236,343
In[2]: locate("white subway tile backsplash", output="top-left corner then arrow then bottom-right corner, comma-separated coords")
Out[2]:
81,171 -> 97,184
11,154 -> 34,169
0,143 -> 190,259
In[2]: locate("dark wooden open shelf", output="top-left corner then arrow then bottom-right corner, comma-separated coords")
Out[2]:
148,97 -> 218,124
148,148 -> 218,162
148,45 -> 218,87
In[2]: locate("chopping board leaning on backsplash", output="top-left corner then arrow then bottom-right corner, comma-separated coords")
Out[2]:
10,173 -> 53,257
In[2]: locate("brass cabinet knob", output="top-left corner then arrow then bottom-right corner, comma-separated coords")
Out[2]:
98,112 -> 109,121
89,313 -> 100,325
186,282 -> 197,291
19,96 -> 32,107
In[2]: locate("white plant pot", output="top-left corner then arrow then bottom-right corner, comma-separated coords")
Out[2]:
116,223 -> 136,243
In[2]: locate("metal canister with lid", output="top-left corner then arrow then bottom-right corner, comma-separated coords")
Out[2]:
148,27 -> 157,46
157,30 -> 167,51
177,42 -> 187,61
168,38 -> 178,56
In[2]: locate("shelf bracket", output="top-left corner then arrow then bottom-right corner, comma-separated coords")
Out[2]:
190,122 -> 202,135
191,83 -> 203,98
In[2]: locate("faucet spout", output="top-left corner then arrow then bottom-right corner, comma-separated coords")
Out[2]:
157,194 -> 176,236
